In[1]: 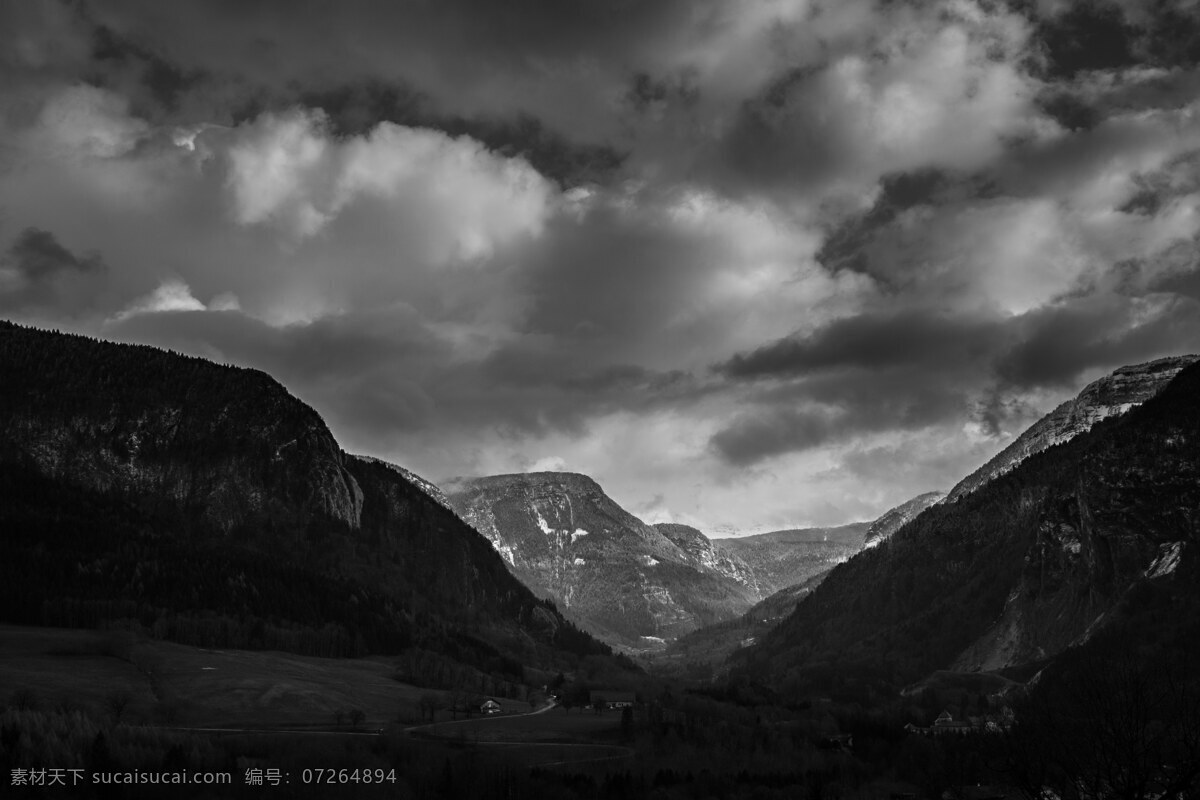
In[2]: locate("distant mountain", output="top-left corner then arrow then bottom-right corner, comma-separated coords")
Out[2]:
861,491 -> 944,549
665,500 -> 942,673
0,321 -> 613,686
946,356 -> 1198,502
711,525 -> 869,596
734,357 -> 1200,698
444,473 -> 758,645
653,523 -> 764,593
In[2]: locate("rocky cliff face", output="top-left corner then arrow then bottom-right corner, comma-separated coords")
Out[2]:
946,356 -> 1198,502
737,357 -> 1200,693
654,523 -> 763,593
445,473 -> 758,645
862,491 -> 945,549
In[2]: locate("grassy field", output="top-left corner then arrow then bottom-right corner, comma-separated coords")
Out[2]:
0,625 -> 454,729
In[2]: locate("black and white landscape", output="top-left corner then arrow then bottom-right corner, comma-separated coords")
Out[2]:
3,2 -> 1200,799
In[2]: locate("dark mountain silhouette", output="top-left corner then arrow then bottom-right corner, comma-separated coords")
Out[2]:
0,321 -> 613,683
946,356 -> 1197,502
861,491 -> 944,549
733,357 -> 1200,699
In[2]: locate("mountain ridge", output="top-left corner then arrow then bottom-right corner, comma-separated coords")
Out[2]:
0,321 -> 613,682
445,471 -> 759,645
946,355 -> 1199,502
733,356 -> 1200,697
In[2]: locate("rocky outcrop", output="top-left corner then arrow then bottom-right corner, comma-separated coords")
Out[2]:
445,473 -> 758,645
862,491 -> 945,549
655,523 -> 763,593
946,356 -> 1199,502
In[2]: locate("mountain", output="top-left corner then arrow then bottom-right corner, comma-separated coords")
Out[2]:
664,498 -> 943,674
734,357 -> 1200,699
861,491 -> 944,549
946,356 -> 1198,502
0,321 -> 613,686
653,523 -> 764,593
711,524 -> 869,596
444,473 -> 762,645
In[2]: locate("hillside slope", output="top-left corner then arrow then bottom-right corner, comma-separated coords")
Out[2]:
0,321 -> 610,683
734,358 -> 1200,698
946,356 -> 1197,502
862,491 -> 944,549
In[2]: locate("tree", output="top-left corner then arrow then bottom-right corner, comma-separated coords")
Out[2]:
1001,646 -> 1200,800
418,692 -> 441,723
348,709 -> 366,730
105,689 -> 132,722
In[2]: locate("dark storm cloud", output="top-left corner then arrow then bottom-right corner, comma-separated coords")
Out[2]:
709,285 -> 1200,466
1031,1 -> 1141,79
710,368 -> 972,465
0,228 -> 108,315
715,311 -> 1001,380
7,228 -> 105,281
996,295 -> 1200,389
1031,0 -> 1200,78
88,23 -> 204,113
816,168 -> 957,274
107,304 -> 711,452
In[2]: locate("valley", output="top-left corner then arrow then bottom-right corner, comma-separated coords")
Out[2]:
2,323 -> 1199,799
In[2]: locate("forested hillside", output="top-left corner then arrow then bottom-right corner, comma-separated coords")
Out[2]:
735,360 -> 1200,701
0,322 -> 612,684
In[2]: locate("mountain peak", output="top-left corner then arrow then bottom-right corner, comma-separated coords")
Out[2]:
947,354 -> 1200,502
862,491 -> 945,549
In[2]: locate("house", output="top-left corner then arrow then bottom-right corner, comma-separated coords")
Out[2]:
480,699 -> 502,715
816,733 -> 853,751
588,690 -> 636,709
932,710 -> 974,735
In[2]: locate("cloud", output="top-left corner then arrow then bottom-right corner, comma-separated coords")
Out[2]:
713,1 -> 1044,201
527,455 -> 568,473
709,366 -> 974,465
115,278 -> 209,319
221,109 -> 555,252
3,0 -> 1200,534
0,227 -> 107,315
36,84 -> 150,158
716,311 -> 1002,380
6,227 -> 104,281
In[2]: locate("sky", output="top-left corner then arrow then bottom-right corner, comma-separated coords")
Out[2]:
2,0 -> 1200,534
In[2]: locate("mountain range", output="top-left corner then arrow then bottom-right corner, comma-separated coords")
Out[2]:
5,317 -> 1196,713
